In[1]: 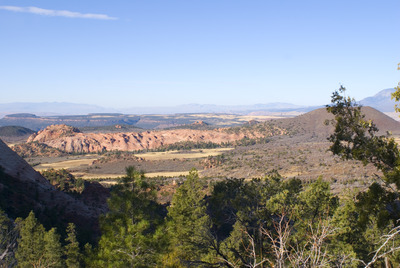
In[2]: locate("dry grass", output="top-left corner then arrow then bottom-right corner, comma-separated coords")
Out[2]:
99,181 -> 118,185
31,148 -> 222,179
136,148 -> 233,161
35,157 -> 98,171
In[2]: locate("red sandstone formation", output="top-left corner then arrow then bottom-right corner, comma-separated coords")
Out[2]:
27,124 -> 284,153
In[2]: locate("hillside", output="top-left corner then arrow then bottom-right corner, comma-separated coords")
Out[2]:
0,138 -> 108,242
199,107 -> 397,181
0,125 -> 35,144
0,126 -> 35,137
225,106 -> 400,142
271,106 -> 400,137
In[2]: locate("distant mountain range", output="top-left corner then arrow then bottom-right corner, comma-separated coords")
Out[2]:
0,102 -> 318,118
0,88 -> 397,118
0,102 -> 118,118
121,102 -> 317,115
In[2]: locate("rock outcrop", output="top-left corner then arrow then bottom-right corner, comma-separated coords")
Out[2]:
27,124 -> 81,142
26,124 -> 281,153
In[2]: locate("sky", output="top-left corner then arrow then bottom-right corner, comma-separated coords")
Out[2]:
0,0 -> 399,109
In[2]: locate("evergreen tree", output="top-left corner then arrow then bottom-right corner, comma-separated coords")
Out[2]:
15,211 -> 63,268
0,209 -> 17,267
65,223 -> 82,268
326,85 -> 400,265
15,211 -> 46,267
165,169 -> 213,267
92,166 -> 165,267
296,176 -> 338,225
43,228 -> 64,268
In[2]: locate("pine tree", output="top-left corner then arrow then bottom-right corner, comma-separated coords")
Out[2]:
165,169 -> 213,266
43,228 -> 64,268
65,223 -> 82,268
92,166 -> 165,267
15,211 -> 63,268
15,211 -> 47,267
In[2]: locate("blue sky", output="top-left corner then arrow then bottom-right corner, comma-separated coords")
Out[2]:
0,0 -> 399,109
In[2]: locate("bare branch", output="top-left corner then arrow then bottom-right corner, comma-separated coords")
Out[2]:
365,226 -> 400,268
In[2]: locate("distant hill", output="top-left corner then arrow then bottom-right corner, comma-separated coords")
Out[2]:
0,126 -> 35,137
359,88 -> 396,113
265,106 -> 400,140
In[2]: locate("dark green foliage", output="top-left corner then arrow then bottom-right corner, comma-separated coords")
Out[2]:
91,166 -> 166,267
15,211 -> 64,267
165,169 -> 214,266
233,136 -> 270,147
0,209 -> 17,267
205,173 -> 345,267
391,63 -> 400,113
326,86 -> 400,265
41,169 -> 85,193
296,176 -> 338,224
65,223 -> 83,268
326,86 -> 400,187
44,228 -> 64,268
158,140 -> 221,151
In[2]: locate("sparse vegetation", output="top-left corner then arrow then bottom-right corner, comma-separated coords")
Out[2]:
12,142 -> 66,158
40,169 -> 85,193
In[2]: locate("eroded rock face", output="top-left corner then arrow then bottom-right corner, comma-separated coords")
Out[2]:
27,124 -> 81,143
27,125 -> 283,153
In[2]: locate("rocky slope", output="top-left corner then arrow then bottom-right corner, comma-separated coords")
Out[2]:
27,124 -> 285,153
0,138 -> 108,242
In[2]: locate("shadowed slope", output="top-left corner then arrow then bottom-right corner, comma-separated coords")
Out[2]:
0,139 -> 108,242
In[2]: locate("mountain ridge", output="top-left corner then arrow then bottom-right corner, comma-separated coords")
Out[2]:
0,88 -> 398,122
